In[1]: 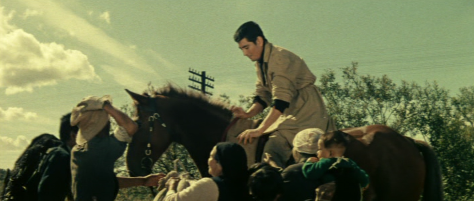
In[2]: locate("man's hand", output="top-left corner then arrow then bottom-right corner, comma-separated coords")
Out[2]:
237,128 -> 263,145
231,106 -> 250,119
144,173 -> 165,187
77,95 -> 112,112
306,157 -> 319,163
165,177 -> 180,192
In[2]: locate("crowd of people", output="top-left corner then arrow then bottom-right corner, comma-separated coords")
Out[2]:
6,21 -> 371,201
160,128 -> 369,201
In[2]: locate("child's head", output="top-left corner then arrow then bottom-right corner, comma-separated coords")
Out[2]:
319,130 -> 350,158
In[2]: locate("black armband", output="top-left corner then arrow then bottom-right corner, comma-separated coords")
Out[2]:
253,96 -> 268,108
272,99 -> 290,113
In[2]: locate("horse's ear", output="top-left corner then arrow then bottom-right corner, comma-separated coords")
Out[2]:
125,89 -> 148,104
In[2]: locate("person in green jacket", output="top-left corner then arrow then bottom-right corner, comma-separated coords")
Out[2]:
302,130 -> 369,201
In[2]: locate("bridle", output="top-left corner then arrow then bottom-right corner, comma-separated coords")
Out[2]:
136,97 -> 170,173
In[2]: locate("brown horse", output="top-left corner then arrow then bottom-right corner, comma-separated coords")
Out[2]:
328,126 -> 443,201
125,84 -> 443,201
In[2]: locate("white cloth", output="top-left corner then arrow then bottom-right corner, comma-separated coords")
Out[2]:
113,126 -> 132,143
162,178 -> 218,201
71,95 -> 112,145
293,128 -> 324,154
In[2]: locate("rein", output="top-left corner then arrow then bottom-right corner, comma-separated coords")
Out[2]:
221,118 -> 239,142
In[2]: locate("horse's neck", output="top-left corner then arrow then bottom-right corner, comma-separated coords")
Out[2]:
174,115 -> 231,144
170,107 -> 231,177
171,103 -> 232,142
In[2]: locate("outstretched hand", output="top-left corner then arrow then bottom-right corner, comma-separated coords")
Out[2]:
144,173 -> 165,187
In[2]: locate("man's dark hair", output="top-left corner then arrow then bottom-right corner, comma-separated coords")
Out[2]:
59,113 -> 78,143
234,21 -> 267,43
248,165 -> 283,201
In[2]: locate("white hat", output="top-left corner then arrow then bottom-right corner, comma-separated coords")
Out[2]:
71,96 -> 112,145
293,128 -> 325,154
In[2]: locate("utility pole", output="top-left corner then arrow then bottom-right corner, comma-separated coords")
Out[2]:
188,68 -> 214,96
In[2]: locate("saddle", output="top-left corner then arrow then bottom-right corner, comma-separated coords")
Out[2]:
223,118 -> 267,167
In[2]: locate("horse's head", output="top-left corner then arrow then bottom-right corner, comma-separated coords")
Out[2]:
125,84 -> 234,177
322,130 -> 368,161
125,89 -> 173,176
321,130 -> 352,156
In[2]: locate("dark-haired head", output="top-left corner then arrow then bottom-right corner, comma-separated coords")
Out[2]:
213,142 -> 248,178
234,21 -> 267,43
59,113 -> 78,145
248,165 -> 283,201
248,162 -> 274,176
210,142 -> 250,200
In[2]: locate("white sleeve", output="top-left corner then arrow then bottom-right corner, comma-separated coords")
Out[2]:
162,178 -> 219,201
113,126 -> 132,143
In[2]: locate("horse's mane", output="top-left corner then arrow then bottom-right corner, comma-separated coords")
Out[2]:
3,133 -> 62,199
144,83 -> 233,119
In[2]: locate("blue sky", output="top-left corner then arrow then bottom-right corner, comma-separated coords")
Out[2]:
0,0 -> 473,168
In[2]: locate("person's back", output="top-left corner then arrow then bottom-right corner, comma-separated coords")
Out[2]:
37,143 -> 73,201
327,167 -> 361,201
37,112 -> 78,201
279,163 -> 318,201
71,123 -> 126,201
70,96 -> 136,200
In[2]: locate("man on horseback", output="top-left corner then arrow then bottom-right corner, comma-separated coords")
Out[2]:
232,21 -> 336,168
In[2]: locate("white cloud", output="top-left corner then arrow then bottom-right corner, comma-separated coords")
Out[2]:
13,0 -> 162,86
101,64 -> 149,89
0,8 -> 15,35
21,8 -> 42,19
0,107 -> 38,121
0,135 -> 30,151
0,8 -> 101,95
99,11 -> 111,24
